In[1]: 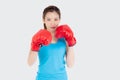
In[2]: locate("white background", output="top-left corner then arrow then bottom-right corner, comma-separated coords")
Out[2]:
0,0 -> 120,80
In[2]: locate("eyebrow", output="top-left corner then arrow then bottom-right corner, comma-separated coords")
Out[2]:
45,17 -> 59,19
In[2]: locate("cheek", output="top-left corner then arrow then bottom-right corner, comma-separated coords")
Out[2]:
55,20 -> 60,24
44,21 -> 51,25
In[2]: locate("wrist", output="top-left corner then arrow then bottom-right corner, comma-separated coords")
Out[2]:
66,37 -> 76,47
31,43 -> 40,51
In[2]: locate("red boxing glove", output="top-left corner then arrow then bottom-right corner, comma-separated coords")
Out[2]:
55,24 -> 76,46
31,29 -> 52,51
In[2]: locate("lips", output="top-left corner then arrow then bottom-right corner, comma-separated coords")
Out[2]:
50,27 -> 56,29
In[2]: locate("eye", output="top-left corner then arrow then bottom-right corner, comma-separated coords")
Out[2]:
47,18 -> 51,21
54,18 -> 59,21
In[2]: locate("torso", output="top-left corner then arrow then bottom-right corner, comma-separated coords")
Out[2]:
36,38 -> 68,80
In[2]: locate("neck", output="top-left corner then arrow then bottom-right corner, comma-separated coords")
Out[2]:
47,29 -> 57,41
49,30 -> 55,36
50,31 -> 58,42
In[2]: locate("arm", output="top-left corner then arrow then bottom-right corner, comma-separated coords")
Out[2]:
27,29 -> 52,66
27,50 -> 38,66
66,43 -> 75,68
55,24 -> 76,68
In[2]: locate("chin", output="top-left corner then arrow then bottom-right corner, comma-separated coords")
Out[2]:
52,29 -> 56,32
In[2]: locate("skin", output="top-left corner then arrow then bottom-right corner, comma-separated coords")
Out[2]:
27,11 -> 75,68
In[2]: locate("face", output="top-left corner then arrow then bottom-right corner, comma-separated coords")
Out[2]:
43,11 -> 60,32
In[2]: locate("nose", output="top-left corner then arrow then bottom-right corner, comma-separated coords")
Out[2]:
51,21 -> 56,26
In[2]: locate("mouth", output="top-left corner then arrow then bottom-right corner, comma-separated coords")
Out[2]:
50,27 -> 56,29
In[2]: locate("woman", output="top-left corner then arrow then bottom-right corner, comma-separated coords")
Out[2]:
27,5 -> 76,80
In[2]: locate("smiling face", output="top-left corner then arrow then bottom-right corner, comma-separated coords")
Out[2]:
43,11 -> 60,33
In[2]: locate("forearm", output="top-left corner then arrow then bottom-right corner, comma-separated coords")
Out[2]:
27,50 -> 38,66
66,46 -> 75,68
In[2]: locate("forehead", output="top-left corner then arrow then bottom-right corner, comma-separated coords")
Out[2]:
45,11 -> 59,18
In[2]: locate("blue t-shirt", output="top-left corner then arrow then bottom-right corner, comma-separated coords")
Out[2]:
36,38 -> 68,80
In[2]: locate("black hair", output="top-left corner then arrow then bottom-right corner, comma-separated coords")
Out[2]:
42,5 -> 61,29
